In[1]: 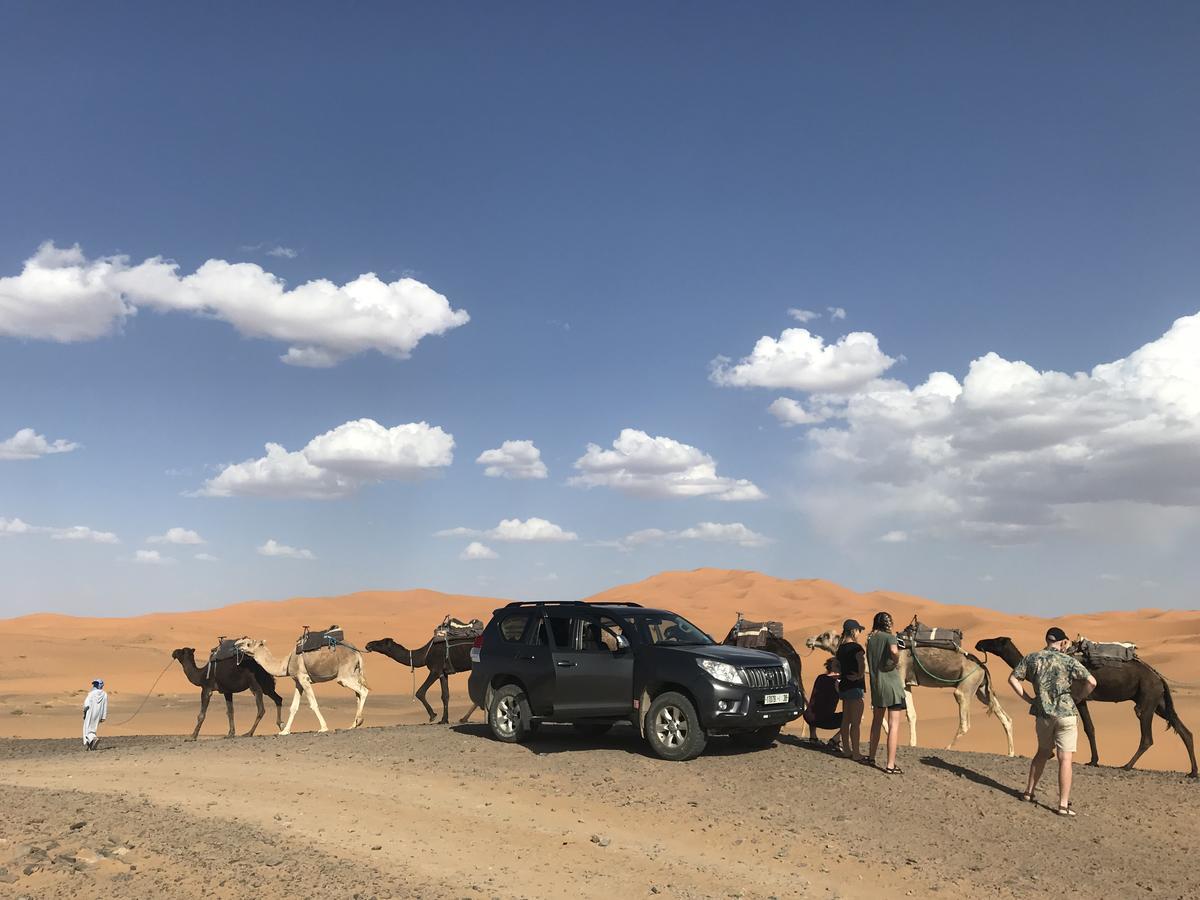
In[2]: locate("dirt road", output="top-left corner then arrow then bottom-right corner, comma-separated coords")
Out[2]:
0,724 -> 1194,900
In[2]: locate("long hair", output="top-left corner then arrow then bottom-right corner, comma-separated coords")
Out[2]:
872,611 -> 893,633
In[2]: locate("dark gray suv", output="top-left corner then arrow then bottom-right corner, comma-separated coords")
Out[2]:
467,601 -> 803,760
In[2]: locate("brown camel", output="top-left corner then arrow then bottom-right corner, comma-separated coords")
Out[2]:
807,627 -> 1014,756
975,636 -> 1197,778
235,638 -> 369,735
366,636 -> 480,724
171,647 -> 283,740
721,619 -> 807,708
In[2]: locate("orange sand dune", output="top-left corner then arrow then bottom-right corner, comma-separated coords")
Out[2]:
1,569 -> 1195,774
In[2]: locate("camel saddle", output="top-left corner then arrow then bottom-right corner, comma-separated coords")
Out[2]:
209,638 -> 243,663
901,618 -> 963,652
1075,637 -> 1137,666
434,616 -> 484,642
732,615 -> 784,649
296,625 -> 344,654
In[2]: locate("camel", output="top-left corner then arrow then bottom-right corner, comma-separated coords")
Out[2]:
171,647 -> 284,739
975,636 -> 1197,778
806,628 -> 1014,756
234,637 -> 369,735
721,619 -> 807,708
366,636 -> 480,724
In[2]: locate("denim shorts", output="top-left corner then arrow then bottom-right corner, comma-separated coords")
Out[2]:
838,688 -> 865,701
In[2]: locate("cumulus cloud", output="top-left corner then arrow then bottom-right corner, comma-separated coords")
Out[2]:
788,308 -> 820,323
134,549 -> 174,565
476,440 -> 548,480
0,427 -> 80,460
266,246 -> 297,259
147,527 -> 205,545
1,517 -> 119,544
194,552 -> 219,562
611,521 -> 772,549
436,517 -> 578,542
460,541 -> 499,560
791,310 -> 1200,544
828,307 -> 847,320
570,429 -> 764,502
711,328 -> 895,394
198,419 -> 453,499
257,539 -> 315,560
0,242 -> 469,366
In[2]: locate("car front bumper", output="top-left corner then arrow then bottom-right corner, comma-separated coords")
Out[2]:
696,681 -> 803,731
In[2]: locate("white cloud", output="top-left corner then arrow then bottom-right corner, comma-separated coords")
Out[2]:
790,310 -> 1200,544
257,539 -> 315,560
460,541 -> 499,561
147,527 -> 205,545
2,517 -> 119,544
0,427 -> 80,461
767,397 -> 836,426
787,308 -> 820,323
194,552 -> 219,562
476,440 -> 548,480
134,549 -> 174,565
0,242 -> 469,366
570,429 -> 764,502
436,517 -> 578,542
711,328 -> 895,393
612,521 -> 772,549
828,306 -> 847,320
879,530 -> 909,543
266,246 -> 297,259
198,419 -> 453,499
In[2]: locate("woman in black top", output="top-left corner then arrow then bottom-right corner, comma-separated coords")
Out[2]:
835,618 -> 867,761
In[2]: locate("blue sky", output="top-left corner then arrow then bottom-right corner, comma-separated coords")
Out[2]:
2,3 -> 1199,616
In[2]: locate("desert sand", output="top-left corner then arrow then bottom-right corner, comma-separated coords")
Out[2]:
1,569 -> 1197,899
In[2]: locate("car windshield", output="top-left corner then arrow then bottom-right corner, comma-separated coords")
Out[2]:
635,613 -> 714,646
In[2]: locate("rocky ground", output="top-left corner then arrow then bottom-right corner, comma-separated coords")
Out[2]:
0,724 -> 1194,899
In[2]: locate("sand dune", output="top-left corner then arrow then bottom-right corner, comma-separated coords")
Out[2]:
1,568 -> 1195,774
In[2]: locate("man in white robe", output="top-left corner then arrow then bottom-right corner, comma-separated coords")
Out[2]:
82,679 -> 108,750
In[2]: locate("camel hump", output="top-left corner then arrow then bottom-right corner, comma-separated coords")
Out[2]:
209,638 -> 243,662
901,619 -> 963,652
1075,636 -> 1137,666
435,617 -> 484,641
296,625 -> 345,654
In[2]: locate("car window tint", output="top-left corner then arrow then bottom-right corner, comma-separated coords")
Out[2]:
498,613 -> 529,642
548,616 -> 576,650
530,618 -> 549,646
596,616 -> 627,651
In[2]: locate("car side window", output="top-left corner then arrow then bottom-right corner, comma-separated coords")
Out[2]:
548,616 -> 576,650
530,617 -> 550,646
498,613 -> 529,642
595,616 -> 628,652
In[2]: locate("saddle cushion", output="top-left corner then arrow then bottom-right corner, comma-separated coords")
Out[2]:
1075,637 -> 1136,666
297,625 -> 344,654
732,619 -> 784,649
434,617 -> 484,641
902,621 -> 963,651
209,638 -> 242,662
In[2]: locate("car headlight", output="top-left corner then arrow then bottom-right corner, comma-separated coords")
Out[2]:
698,658 -> 744,685
779,658 -> 791,684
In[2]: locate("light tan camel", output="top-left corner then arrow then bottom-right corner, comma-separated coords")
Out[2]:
235,638 -> 369,735
805,628 -> 1014,756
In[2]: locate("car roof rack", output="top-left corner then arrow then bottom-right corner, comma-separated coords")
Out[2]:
502,600 -> 644,609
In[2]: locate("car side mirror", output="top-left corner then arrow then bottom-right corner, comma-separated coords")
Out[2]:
615,634 -> 630,651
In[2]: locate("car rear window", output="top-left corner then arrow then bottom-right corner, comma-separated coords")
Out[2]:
497,613 -> 529,642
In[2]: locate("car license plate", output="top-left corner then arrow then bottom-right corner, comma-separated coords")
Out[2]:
763,692 -> 788,705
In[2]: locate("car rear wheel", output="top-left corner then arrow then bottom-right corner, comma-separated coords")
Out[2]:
645,691 -> 707,761
488,684 -> 535,744
730,724 -> 782,749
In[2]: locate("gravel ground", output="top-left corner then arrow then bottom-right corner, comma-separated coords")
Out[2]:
0,724 -> 1195,899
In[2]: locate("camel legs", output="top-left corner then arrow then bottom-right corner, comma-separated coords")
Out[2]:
946,685 -> 973,749
438,674 -> 450,725
301,675 -> 331,732
189,686 -> 213,741
1122,701 -> 1157,771
1078,700 -> 1100,766
336,672 -> 369,729
903,690 -> 917,746
223,691 -> 236,738
244,683 -> 266,737
458,703 -> 480,724
280,684 -> 304,735
414,670 -> 439,723
1155,700 -> 1198,778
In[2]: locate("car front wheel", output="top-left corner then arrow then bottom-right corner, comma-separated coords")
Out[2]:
488,684 -> 535,744
645,691 -> 707,761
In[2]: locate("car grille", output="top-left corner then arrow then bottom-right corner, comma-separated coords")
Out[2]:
743,665 -> 787,690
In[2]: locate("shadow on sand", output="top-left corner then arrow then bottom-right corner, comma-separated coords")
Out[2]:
919,754 -> 1023,798
451,722 -> 783,758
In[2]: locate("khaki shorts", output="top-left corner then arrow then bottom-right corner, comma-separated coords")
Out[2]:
1035,715 -> 1078,755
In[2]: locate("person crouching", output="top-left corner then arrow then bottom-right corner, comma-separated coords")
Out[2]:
803,657 -> 843,751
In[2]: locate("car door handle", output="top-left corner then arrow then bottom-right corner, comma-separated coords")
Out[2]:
556,660 -> 578,668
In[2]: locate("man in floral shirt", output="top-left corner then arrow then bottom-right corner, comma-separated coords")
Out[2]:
1009,627 -> 1097,817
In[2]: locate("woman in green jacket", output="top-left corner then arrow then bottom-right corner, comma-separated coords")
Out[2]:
867,612 -> 907,774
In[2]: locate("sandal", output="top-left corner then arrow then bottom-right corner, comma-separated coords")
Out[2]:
1020,792 -> 1036,803
882,765 -> 904,775
1056,805 -> 1077,817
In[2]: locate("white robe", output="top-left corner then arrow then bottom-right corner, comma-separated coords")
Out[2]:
82,688 -> 108,746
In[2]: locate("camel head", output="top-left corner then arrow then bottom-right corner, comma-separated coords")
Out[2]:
364,638 -> 396,654
171,647 -> 195,662
805,629 -> 843,653
235,637 -> 267,655
974,636 -> 1013,657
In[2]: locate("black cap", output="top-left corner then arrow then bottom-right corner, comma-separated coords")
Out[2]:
842,618 -> 865,635
1045,627 -> 1069,644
